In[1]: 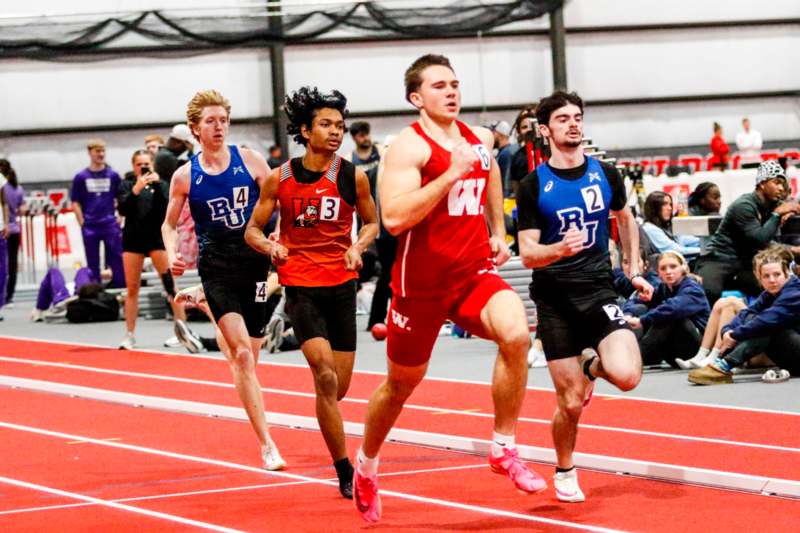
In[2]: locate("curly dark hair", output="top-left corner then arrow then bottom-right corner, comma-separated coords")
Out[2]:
284,87 -> 348,146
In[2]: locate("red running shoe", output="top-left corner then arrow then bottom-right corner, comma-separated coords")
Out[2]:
489,448 -> 547,493
353,468 -> 381,523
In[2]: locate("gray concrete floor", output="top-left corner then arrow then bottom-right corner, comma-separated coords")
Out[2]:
1,301 -> 798,414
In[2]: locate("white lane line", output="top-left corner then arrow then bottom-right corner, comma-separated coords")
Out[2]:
0,480 -> 314,516
0,420 -> 626,533
1,355 -> 796,454
0,476 -> 243,532
0,463 -> 489,517
2,334 -> 799,417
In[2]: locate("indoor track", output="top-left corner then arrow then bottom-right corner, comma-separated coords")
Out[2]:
1,336 -> 798,532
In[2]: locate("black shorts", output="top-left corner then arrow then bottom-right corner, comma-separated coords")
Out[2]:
199,251 -> 271,338
532,273 -> 630,361
284,279 -> 357,351
123,230 -> 165,255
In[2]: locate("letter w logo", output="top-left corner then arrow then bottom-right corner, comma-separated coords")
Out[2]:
390,309 -> 409,330
447,178 -> 486,216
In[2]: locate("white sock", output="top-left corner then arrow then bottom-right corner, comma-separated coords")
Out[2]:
709,348 -> 720,360
693,347 -> 710,360
356,447 -> 379,476
491,431 -> 515,458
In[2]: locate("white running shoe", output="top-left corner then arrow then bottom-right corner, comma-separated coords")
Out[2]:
527,346 -> 547,368
31,309 -> 45,322
263,317 -> 284,354
163,335 -> 181,348
174,320 -> 204,353
554,468 -> 585,503
175,284 -> 206,307
262,442 -> 287,471
119,332 -> 136,350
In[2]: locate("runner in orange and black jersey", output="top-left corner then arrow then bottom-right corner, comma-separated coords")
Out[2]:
245,87 -> 377,500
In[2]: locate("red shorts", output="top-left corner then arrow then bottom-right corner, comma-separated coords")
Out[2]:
386,271 -> 512,367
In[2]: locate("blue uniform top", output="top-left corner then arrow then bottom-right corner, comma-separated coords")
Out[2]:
531,157 -> 619,278
189,145 -> 261,259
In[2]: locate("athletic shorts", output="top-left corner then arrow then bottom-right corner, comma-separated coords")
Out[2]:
387,271 -> 512,367
122,230 -> 165,255
284,279 -> 357,351
532,274 -> 630,361
199,252 -> 271,338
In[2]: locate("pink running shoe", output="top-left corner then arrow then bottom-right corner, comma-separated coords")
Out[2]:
353,468 -> 381,523
489,448 -> 547,494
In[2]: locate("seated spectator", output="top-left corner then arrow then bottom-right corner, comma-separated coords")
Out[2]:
613,247 -> 660,300
31,267 -> 96,321
695,160 -> 800,305
688,245 -> 800,384
675,296 -> 747,369
623,251 -> 710,367
687,182 -> 721,216
641,191 -> 701,262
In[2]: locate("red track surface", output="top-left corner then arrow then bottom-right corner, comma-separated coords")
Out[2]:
1,337 -> 799,531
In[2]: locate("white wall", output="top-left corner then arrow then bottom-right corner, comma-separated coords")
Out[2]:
2,0 -> 799,182
0,50 -> 273,130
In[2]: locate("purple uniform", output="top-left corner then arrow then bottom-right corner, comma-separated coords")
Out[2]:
3,183 -> 24,235
70,167 -> 121,226
70,166 -> 125,288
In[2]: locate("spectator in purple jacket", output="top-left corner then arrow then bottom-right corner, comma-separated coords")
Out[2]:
0,159 -> 25,305
70,139 -> 125,288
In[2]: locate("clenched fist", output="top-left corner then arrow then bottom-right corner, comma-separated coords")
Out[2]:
449,139 -> 479,178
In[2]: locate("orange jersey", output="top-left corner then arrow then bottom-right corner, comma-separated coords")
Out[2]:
276,155 -> 358,287
391,121 -> 494,298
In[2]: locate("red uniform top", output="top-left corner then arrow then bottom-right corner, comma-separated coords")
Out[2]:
276,155 -> 357,287
391,121 -> 494,298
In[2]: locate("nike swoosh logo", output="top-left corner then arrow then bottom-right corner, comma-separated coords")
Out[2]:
315,188 -> 328,194
354,489 -> 370,513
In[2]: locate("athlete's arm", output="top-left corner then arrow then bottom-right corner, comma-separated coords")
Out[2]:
475,126 -> 511,266
345,168 -> 379,271
613,205 -> 653,300
518,228 -> 584,268
244,169 -> 283,260
515,173 -> 583,268
379,126 -> 477,235
162,162 -> 191,276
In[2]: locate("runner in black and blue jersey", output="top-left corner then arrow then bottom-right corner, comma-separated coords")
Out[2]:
516,91 -> 654,503
162,90 -> 286,471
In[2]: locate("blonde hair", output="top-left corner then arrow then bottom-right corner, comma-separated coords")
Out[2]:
657,250 -> 689,275
87,138 -> 106,150
186,90 -> 231,139
144,134 -> 164,145
753,244 -> 793,277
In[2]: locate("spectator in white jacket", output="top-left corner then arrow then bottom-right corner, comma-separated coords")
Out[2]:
735,118 -> 763,168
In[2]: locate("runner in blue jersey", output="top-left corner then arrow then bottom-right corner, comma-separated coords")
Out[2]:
516,91 -> 654,503
162,90 -> 285,471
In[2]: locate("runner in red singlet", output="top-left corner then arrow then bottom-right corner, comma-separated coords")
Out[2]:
352,54 -> 546,524
245,87 -> 377,499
